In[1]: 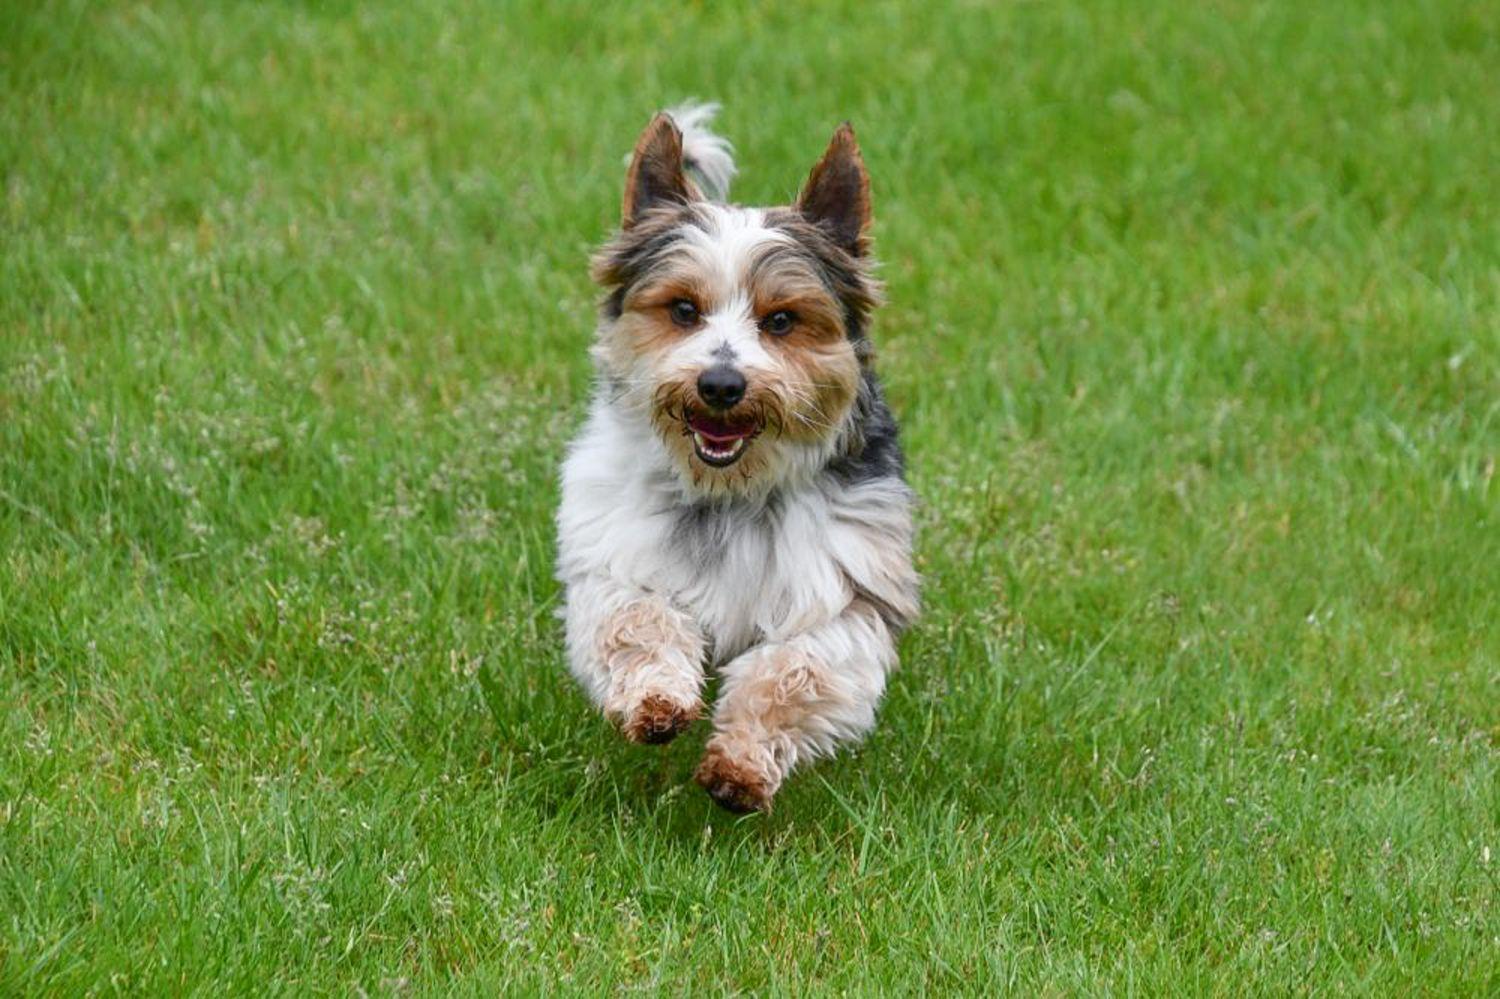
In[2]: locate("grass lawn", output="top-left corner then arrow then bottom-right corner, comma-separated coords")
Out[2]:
3,0 -> 1497,992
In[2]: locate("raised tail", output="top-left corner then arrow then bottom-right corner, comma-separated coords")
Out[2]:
665,102 -> 736,203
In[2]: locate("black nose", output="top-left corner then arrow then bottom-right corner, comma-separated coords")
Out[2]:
696,366 -> 746,410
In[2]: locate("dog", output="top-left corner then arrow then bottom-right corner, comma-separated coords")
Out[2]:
555,103 -> 918,813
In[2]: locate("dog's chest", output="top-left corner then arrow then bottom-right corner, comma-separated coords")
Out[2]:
664,491 -> 851,662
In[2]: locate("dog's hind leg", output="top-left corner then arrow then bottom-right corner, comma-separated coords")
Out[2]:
564,576 -> 706,745
694,598 -> 896,812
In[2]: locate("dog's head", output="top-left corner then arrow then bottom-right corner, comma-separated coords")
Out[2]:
590,115 -> 881,496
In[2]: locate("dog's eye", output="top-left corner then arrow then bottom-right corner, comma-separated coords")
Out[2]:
761,310 -> 796,336
668,299 -> 700,327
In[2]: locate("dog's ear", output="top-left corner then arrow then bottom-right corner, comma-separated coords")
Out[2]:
796,123 -> 871,255
622,113 -> 693,227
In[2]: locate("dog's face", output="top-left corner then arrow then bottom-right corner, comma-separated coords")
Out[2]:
591,117 -> 880,496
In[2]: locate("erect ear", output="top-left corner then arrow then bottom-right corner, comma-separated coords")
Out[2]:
796,122 -> 872,255
622,113 -> 693,227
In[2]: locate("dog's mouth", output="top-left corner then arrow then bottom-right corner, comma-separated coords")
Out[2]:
686,412 -> 760,467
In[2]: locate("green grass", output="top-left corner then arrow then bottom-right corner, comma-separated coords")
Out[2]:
2,0 -> 1497,992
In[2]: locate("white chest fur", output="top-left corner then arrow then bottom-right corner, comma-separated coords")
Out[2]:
557,399 -> 916,664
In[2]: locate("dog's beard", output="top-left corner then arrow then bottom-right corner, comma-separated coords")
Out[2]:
647,378 -> 775,476
627,375 -> 844,493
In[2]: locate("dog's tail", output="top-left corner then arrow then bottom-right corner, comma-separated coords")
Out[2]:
665,101 -> 736,203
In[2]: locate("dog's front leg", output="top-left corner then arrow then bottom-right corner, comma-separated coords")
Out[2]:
563,576 -> 706,744
694,598 -> 897,812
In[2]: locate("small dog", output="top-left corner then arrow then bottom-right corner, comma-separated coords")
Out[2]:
556,104 -> 918,812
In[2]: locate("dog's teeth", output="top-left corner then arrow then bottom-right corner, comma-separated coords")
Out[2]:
691,428 -> 749,463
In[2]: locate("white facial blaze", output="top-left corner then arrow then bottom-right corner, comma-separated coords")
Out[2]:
666,290 -> 774,373
668,205 -> 788,374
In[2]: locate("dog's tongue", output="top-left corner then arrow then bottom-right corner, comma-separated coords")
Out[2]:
689,414 -> 756,444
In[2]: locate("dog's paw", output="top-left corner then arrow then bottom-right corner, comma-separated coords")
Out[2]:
694,745 -> 774,813
620,694 -> 700,745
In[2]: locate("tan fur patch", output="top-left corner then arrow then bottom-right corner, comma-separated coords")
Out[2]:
621,114 -> 692,226
773,335 -> 860,445
694,744 -> 774,813
796,123 -> 872,255
742,248 -> 862,444
597,307 -> 688,374
715,646 -> 828,739
597,598 -> 704,730
694,646 -> 831,812
599,598 -> 687,660
622,694 -> 700,745
643,373 -> 788,489
624,269 -> 717,316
